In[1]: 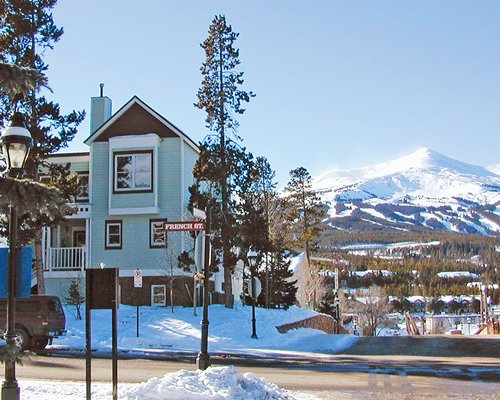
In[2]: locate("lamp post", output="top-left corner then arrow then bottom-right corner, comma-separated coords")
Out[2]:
196,203 -> 211,370
247,249 -> 258,339
1,112 -> 32,400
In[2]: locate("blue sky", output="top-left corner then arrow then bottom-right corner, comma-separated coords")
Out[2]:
45,1 -> 500,187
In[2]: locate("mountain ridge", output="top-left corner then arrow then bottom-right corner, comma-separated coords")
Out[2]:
313,148 -> 500,236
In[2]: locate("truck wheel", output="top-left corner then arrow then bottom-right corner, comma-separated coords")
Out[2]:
13,328 -> 31,351
32,338 -> 49,353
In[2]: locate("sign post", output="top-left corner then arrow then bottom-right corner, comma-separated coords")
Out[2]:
134,269 -> 143,337
332,254 -> 340,333
248,276 -> 262,299
164,221 -> 205,232
332,254 -> 340,293
134,268 -> 143,288
86,268 -> 119,400
163,220 -> 209,369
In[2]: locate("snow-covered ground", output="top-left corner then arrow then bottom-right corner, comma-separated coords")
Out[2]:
55,303 -> 357,356
15,304 -> 357,399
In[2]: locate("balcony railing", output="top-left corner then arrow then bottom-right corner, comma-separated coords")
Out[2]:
44,247 -> 87,271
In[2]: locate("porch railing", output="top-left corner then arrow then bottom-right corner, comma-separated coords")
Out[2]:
45,247 -> 87,271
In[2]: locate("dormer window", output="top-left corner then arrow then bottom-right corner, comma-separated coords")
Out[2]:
113,150 -> 153,193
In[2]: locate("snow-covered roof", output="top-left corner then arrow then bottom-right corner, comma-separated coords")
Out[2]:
406,296 -> 428,303
394,295 -> 479,304
351,269 -> 392,277
288,252 -> 305,274
437,271 -> 480,279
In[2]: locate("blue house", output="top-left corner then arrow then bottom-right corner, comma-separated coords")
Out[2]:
40,94 -> 200,306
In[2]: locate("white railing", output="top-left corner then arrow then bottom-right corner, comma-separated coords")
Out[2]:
45,247 -> 87,271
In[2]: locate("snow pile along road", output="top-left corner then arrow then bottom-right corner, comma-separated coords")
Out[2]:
20,366 -> 319,400
122,366 -> 317,399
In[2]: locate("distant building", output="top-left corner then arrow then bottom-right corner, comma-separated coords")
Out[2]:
390,295 -> 480,315
426,314 -> 481,335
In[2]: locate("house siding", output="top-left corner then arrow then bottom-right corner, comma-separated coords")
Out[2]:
120,275 -> 213,307
89,137 -> 193,273
41,96 -> 200,306
183,141 -> 198,209
158,138 -> 182,218
68,161 -> 89,173
45,277 -> 82,303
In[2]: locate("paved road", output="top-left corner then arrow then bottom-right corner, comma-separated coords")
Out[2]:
11,354 -> 500,400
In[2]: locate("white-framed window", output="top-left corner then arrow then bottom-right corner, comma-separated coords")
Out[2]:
76,172 -> 89,202
105,220 -> 122,250
151,285 -> 166,306
149,219 -> 167,248
113,150 -> 153,193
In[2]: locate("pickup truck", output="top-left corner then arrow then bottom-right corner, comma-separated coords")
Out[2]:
0,295 -> 66,351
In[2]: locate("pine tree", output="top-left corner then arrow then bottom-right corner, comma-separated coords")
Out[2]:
284,167 -> 327,257
65,278 -> 84,320
254,157 -> 277,308
267,195 -> 299,308
236,156 -> 270,253
194,15 -> 254,308
0,0 -> 85,293
0,62 -> 47,100
265,245 -> 297,309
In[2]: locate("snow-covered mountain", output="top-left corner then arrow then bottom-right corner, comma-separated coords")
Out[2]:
314,148 -> 500,235
487,164 -> 500,176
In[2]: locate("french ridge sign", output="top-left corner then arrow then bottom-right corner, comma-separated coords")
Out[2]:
164,221 -> 206,231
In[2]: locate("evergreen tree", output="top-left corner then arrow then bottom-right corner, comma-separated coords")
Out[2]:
267,196 -> 298,308
262,248 -> 296,309
194,15 -> 254,308
317,288 -> 338,317
236,156 -> 270,253
251,157 -> 299,308
284,167 -> 327,257
254,157 -> 277,308
0,62 -> 46,100
65,278 -> 84,320
0,0 -> 85,293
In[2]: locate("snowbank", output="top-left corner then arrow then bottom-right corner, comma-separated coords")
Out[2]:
122,366 -> 317,399
20,367 -> 319,400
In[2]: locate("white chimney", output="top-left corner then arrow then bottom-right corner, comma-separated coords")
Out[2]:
90,83 -> 112,134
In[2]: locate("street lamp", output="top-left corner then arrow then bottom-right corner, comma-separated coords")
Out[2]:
247,249 -> 259,339
196,203 -> 211,370
1,112 -> 32,400
1,112 -> 32,178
